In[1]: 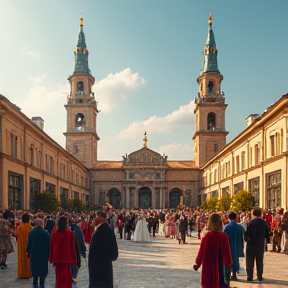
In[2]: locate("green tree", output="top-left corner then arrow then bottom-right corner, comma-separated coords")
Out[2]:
200,197 -> 219,212
60,197 -> 73,211
33,191 -> 59,213
231,189 -> 254,212
218,194 -> 233,211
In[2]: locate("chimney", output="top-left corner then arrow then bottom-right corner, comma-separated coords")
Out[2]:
32,116 -> 44,130
245,114 -> 260,127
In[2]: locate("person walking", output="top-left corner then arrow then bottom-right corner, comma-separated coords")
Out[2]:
244,207 -> 270,282
223,211 -> 245,281
0,213 -> 14,269
193,213 -> 232,288
44,215 -> 55,235
89,210 -> 118,288
26,218 -> 50,288
49,215 -> 80,288
16,213 -> 32,279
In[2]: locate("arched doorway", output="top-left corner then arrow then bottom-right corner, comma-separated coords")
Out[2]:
138,187 -> 152,209
169,188 -> 183,208
107,188 -> 121,209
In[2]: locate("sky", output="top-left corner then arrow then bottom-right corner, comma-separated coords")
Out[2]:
0,1 -> 287,161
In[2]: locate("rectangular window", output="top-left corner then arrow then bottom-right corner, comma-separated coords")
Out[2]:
74,191 -> 79,199
8,172 -> 22,210
211,190 -> 218,198
129,172 -> 134,180
222,186 -> 230,196
45,154 -> 49,172
30,178 -> 41,209
49,157 -> 53,174
241,151 -> 246,170
46,182 -> 55,194
234,182 -> 243,194
214,143 -> 218,153
270,135 -> 275,156
235,155 -> 240,173
10,133 -> 17,158
248,177 -> 260,206
266,170 -> 281,210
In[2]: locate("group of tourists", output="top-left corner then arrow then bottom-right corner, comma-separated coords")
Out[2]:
0,208 -> 118,288
193,206 -> 288,288
0,205 -> 287,288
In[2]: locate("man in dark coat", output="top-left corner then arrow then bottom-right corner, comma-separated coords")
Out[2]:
26,218 -> 50,288
224,211 -> 245,280
44,215 -> 55,235
244,207 -> 270,282
89,211 -> 118,288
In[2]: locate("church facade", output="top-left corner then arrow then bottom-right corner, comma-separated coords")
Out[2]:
0,14 -> 287,211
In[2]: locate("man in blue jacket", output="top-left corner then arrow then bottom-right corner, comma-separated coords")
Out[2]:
224,211 -> 245,281
26,218 -> 50,288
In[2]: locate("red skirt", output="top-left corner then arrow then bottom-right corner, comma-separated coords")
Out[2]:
55,263 -> 72,288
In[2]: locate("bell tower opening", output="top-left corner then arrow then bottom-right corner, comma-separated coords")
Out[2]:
208,81 -> 213,94
207,112 -> 216,130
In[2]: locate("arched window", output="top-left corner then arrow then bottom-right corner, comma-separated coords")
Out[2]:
207,112 -> 216,130
75,113 -> 85,131
77,81 -> 84,95
208,81 -> 213,94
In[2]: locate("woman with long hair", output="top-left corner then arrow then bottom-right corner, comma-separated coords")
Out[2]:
193,213 -> 232,288
49,216 -> 80,288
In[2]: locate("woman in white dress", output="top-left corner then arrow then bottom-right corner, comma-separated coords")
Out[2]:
134,214 -> 151,242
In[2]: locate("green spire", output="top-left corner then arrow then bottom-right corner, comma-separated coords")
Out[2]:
200,13 -> 220,75
73,14 -> 91,75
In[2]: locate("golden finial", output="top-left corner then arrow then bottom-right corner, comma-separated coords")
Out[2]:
80,13 -> 83,28
143,131 -> 148,147
208,11 -> 212,27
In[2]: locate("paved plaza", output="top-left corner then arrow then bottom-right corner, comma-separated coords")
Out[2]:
0,234 -> 288,288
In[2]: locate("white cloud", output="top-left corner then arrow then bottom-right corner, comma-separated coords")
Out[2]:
118,100 -> 195,140
158,143 -> 194,160
28,74 -> 47,83
20,47 -> 41,59
94,68 -> 146,112
15,83 -> 68,148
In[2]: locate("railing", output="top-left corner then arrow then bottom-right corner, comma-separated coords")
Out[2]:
194,92 -> 225,104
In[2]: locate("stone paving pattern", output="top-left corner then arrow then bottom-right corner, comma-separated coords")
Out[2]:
0,234 -> 288,288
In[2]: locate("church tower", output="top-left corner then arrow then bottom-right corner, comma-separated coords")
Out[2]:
193,13 -> 228,167
64,15 -> 99,168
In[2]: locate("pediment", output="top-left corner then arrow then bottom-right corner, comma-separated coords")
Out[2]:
123,147 -> 167,166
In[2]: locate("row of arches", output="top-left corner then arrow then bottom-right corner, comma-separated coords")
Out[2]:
106,187 -> 183,209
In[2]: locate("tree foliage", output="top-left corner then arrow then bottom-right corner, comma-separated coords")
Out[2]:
231,189 -> 254,212
218,194 -> 233,212
60,198 -> 87,213
33,191 -> 59,213
200,197 -> 219,212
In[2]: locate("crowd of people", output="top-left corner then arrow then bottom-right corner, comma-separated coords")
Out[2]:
0,205 -> 287,288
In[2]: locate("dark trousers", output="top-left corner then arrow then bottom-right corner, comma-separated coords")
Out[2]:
33,276 -> 45,288
246,246 -> 264,279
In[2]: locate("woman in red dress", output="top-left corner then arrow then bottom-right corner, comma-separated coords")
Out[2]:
49,216 -> 80,288
193,213 -> 232,288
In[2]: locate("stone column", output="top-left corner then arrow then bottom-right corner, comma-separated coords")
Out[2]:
151,187 -> 155,209
125,186 -> 129,209
160,187 -> 163,209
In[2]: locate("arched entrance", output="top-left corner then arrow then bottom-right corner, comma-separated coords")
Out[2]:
107,188 -> 121,209
169,188 -> 183,208
138,187 -> 152,209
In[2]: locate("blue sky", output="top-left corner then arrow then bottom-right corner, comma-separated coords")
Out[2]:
0,1 -> 287,160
